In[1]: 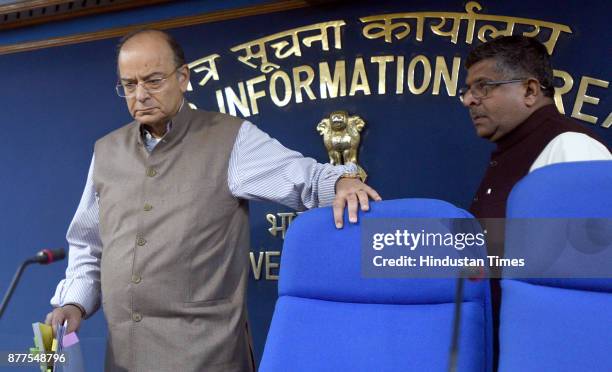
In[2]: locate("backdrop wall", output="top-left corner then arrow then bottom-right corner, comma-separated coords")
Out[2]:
0,1 -> 609,370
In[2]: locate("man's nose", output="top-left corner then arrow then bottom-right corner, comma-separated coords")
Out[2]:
134,83 -> 150,101
461,89 -> 478,107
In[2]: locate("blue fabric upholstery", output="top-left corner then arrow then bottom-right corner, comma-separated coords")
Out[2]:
499,280 -> 612,372
507,161 -> 612,218
500,161 -> 612,372
260,198 -> 493,372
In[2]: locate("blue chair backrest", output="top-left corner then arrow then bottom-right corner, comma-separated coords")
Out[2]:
260,198 -> 493,372
507,160 -> 612,218
500,161 -> 612,372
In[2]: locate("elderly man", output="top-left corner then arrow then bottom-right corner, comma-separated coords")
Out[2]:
460,35 -> 610,219
45,29 -> 380,371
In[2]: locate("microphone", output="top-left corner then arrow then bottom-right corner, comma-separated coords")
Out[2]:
448,266 -> 486,372
0,248 -> 66,319
29,248 -> 66,264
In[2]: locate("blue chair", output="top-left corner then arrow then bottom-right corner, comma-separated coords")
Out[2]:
500,161 -> 612,372
260,198 -> 493,372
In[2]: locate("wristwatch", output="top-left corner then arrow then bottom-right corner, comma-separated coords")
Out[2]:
339,172 -> 366,183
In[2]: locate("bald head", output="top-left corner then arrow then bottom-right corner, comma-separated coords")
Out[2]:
116,29 -> 185,71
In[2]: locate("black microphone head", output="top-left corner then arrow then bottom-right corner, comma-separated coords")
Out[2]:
35,248 -> 66,264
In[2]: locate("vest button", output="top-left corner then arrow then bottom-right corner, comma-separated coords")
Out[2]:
132,312 -> 142,322
143,203 -> 153,211
131,275 -> 142,284
489,160 -> 498,167
146,168 -> 157,177
136,237 -> 147,246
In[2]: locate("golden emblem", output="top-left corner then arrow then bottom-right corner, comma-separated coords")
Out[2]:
316,111 -> 367,181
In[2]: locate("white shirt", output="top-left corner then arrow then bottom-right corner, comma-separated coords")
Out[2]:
50,120 -> 357,316
530,132 -> 612,172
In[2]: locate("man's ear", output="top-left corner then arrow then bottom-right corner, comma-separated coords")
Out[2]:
178,64 -> 190,93
524,78 -> 541,107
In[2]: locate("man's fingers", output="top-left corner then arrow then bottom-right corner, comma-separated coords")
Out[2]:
357,189 -> 370,211
333,197 -> 346,229
62,305 -> 83,334
347,193 -> 359,223
44,312 -> 53,326
333,179 -> 382,228
366,186 -> 382,201
66,318 -> 80,334
44,306 -> 82,337
45,310 -> 63,337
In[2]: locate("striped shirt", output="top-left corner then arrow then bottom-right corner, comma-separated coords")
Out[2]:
50,120 -> 356,316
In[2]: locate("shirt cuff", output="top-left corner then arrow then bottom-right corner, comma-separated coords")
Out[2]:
317,162 -> 359,207
50,278 -> 100,319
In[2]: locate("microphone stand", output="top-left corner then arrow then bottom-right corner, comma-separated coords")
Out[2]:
448,275 -> 464,372
0,257 -> 38,319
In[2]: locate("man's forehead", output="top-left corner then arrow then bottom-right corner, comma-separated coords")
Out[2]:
466,59 -> 502,82
118,57 -> 169,78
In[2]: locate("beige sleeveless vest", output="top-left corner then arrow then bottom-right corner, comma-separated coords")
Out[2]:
93,105 -> 253,372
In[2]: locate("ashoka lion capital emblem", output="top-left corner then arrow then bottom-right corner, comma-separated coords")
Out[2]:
316,110 -> 368,181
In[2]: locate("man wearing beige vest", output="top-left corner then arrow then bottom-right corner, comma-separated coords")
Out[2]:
44,29 -> 380,372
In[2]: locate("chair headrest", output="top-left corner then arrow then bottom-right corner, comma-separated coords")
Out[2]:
505,161 -> 612,291
507,160 -> 612,218
279,198 -> 489,304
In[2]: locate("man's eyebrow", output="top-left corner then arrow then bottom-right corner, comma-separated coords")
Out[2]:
119,72 -> 164,82
465,77 -> 489,86
142,72 -> 165,80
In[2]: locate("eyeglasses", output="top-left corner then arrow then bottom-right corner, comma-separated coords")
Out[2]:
458,78 -> 526,103
115,67 -> 180,98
